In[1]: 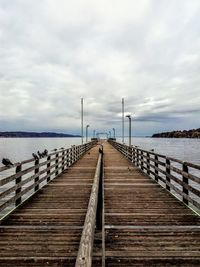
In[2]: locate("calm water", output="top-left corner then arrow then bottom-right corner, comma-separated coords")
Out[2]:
0,137 -> 81,167
124,137 -> 200,165
0,137 -> 200,167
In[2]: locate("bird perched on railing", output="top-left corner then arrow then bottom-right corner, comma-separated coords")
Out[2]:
32,153 -> 39,160
52,149 -> 57,152
37,151 -> 43,159
2,158 -> 13,167
43,149 -> 48,157
60,147 -> 64,150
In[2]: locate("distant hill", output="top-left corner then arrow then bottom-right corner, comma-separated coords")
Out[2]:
0,131 -> 81,138
152,128 -> 200,138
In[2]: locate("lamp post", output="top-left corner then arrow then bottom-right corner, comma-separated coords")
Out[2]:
81,98 -> 83,144
93,129 -> 96,138
86,124 -> 90,142
122,98 -> 124,143
112,128 -> 115,139
126,115 -> 131,146
109,131 -> 111,139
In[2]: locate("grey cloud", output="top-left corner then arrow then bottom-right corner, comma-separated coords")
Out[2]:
0,0 -> 200,136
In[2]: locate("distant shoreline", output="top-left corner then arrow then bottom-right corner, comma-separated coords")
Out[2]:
0,131 -> 81,138
152,128 -> 200,138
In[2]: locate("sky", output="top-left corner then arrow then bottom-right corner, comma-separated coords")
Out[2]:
0,0 -> 200,136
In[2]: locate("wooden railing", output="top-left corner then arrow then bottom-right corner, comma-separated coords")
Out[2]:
109,140 -> 200,213
75,151 -> 103,267
0,141 -> 97,219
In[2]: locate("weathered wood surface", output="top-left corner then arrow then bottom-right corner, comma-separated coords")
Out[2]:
0,141 -> 200,267
104,142 -> 200,266
75,153 -> 102,267
0,146 -> 100,267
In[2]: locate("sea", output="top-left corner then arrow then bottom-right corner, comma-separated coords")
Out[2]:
0,137 -> 199,166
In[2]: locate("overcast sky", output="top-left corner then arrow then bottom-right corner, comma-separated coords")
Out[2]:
0,0 -> 200,136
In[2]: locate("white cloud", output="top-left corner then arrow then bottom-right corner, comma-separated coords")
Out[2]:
0,0 -> 200,136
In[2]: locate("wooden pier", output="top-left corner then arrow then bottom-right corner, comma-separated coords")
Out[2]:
0,141 -> 200,266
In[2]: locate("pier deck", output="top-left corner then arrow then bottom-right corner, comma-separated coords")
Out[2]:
104,142 -> 200,266
0,142 -> 200,266
0,146 -> 99,267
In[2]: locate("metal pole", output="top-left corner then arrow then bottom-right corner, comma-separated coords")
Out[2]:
93,129 -> 96,138
81,98 -> 83,145
113,128 -> 115,139
129,117 -> 131,147
109,131 -> 111,138
126,115 -> 131,146
86,125 -> 90,143
122,98 -> 124,143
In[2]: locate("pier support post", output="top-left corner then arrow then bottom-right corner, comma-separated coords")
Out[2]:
15,164 -> 22,206
166,158 -> 171,191
62,150 -> 65,172
147,152 -> 150,175
155,155 -> 158,181
183,163 -> 189,205
141,151 -> 144,171
47,155 -> 51,182
55,152 -> 59,176
34,159 -> 39,191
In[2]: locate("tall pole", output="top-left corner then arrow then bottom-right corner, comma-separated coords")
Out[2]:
109,131 -> 111,138
122,98 -> 124,143
113,128 -> 115,139
81,98 -> 83,144
126,115 -> 131,147
93,129 -> 96,138
86,124 -> 90,143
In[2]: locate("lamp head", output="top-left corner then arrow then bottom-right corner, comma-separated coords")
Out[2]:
126,115 -> 131,119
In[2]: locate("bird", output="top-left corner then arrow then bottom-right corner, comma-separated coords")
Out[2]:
60,147 -> 64,150
150,149 -> 154,152
32,153 -> 39,160
52,148 -> 57,152
43,149 -> 48,157
37,151 -> 43,159
2,158 -> 13,167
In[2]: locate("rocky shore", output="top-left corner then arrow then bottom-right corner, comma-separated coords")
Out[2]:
152,128 -> 200,138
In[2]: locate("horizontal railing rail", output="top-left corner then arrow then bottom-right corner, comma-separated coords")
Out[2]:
75,149 -> 103,267
0,141 -> 97,220
109,140 -> 200,213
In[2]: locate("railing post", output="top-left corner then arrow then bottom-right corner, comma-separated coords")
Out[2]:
141,151 -> 144,171
155,155 -> 158,181
166,158 -> 170,191
34,158 -> 39,191
62,150 -> 65,172
183,163 -> 189,205
15,164 -> 22,206
55,152 -> 59,176
72,146 -> 75,164
131,146 -> 134,164
147,152 -> 150,175
136,149 -> 139,167
47,155 -> 51,182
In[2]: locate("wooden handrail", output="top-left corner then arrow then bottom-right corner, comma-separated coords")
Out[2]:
0,141 -> 97,220
108,140 -> 200,213
75,152 -> 103,267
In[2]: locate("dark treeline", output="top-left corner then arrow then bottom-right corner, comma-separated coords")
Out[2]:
0,131 -> 80,138
152,128 -> 200,138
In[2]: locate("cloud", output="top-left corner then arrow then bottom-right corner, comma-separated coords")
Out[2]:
0,0 -> 200,136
